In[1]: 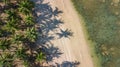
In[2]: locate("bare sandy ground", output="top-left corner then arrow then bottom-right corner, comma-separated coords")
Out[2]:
34,0 -> 94,67
47,0 -> 94,67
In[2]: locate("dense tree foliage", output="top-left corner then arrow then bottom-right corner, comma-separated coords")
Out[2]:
0,0 -> 46,66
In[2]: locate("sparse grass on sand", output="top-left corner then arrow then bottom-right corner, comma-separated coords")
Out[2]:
71,0 -> 120,67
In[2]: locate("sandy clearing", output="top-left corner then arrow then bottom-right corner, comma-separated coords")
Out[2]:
35,0 -> 94,67
48,0 -> 94,67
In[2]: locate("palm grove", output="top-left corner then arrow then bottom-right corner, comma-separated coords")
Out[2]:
0,0 -> 46,67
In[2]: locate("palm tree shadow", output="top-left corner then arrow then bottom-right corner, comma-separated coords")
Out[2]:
55,61 -> 80,67
40,19 -> 64,34
53,7 -> 63,17
31,0 -> 78,66
37,33 -> 54,44
56,29 -> 73,39
44,44 -> 63,62
32,0 -> 44,4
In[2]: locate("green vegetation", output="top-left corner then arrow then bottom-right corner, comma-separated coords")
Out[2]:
72,0 -> 120,67
18,0 -> 34,15
0,52 -> 14,67
0,0 -> 46,66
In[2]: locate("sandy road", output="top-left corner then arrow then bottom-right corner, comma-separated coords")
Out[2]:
40,0 -> 94,67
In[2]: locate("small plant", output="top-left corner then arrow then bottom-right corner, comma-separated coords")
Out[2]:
0,52 -> 14,67
0,29 -> 12,37
25,15 -> 35,26
15,48 -> 28,60
18,0 -> 34,15
5,19 -> 17,32
12,34 -> 24,44
0,29 -> 5,37
23,60 -> 30,67
0,39 -> 11,51
26,27 -> 38,42
5,9 -> 17,20
36,51 -> 46,63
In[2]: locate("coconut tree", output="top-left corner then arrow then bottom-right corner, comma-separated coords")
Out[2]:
0,29 -> 4,37
5,18 -> 17,32
25,27 -> 38,42
12,34 -> 24,45
0,52 -> 14,67
15,48 -> 28,60
5,10 -> 21,32
5,9 -> 17,20
14,48 -> 29,67
18,0 -> 34,15
0,39 -> 11,51
23,60 -> 30,67
36,51 -> 46,64
25,15 -> 35,26
5,22 -> 16,32
0,28 -> 12,37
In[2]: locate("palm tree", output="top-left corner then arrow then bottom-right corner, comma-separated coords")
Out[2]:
0,39 -> 11,51
12,34 -> 24,44
5,18 -> 18,32
18,0 -> 34,15
25,15 -> 35,26
15,48 -> 28,60
0,52 -> 14,67
36,51 -> 46,64
26,27 -> 38,42
0,29 -> 4,37
23,60 -> 30,67
5,9 -> 17,20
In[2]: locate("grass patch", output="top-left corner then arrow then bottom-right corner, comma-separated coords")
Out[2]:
71,0 -> 120,67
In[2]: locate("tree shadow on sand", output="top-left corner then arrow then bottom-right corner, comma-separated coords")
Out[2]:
32,0 -> 79,66
56,29 -> 73,39
54,61 -> 80,67
41,44 -> 63,62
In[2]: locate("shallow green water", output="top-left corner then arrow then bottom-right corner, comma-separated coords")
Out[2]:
72,0 -> 120,67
